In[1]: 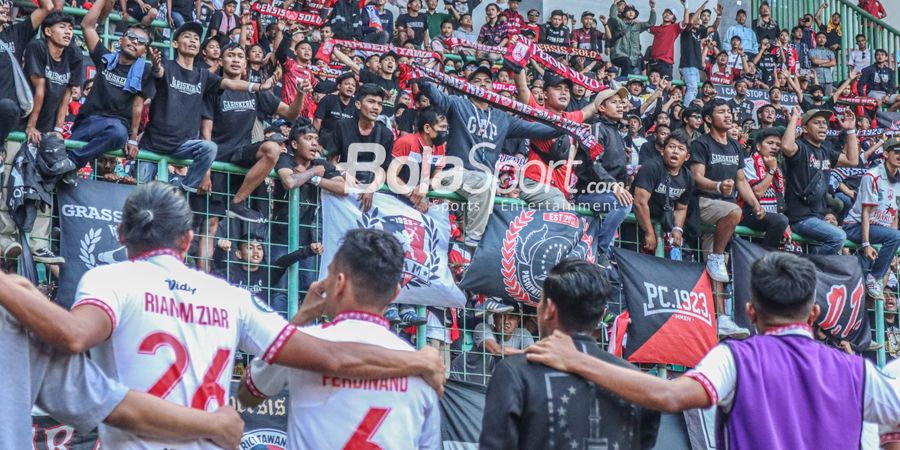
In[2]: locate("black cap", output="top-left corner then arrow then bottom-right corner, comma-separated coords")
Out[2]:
335,71 -> 357,85
265,118 -> 293,134
467,65 -> 493,81
543,72 -> 573,89
314,80 -> 337,94
522,28 -> 537,37
41,12 -> 75,34
381,50 -> 398,61
174,21 -> 204,40
623,5 -> 639,17
551,9 -> 565,17
266,133 -> 288,144
224,0 -> 236,4
582,11 -> 595,18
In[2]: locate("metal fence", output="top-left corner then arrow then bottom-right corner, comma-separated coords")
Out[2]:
754,0 -> 900,81
3,132 -> 894,385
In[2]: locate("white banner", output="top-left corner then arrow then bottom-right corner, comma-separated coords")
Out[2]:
320,192 -> 466,308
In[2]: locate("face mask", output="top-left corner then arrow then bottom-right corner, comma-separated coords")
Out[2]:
432,130 -> 449,146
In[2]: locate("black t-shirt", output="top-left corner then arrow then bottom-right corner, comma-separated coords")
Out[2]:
679,27 -> 707,70
539,24 -> 569,45
783,137 -> 842,223
633,158 -> 694,220
203,89 -> 280,158
0,19 -> 36,103
77,44 -> 153,128
169,0 -> 194,17
314,94 -> 358,136
140,59 -> 222,152
25,39 -> 83,132
756,52 -> 778,85
727,98 -> 755,125
359,68 -> 399,116
689,134 -> 743,202
323,118 -> 394,184
638,139 -> 662,165
273,156 -> 341,245
396,13 -> 427,46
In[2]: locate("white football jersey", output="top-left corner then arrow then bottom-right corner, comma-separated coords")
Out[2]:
246,311 -> 441,450
74,250 -> 293,450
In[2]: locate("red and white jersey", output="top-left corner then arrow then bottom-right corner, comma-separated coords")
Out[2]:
245,311 -> 440,450
73,250 -> 294,450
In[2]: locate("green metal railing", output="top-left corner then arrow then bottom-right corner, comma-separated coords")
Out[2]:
755,0 -> 900,81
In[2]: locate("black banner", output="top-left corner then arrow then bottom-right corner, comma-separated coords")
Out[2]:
57,180 -> 134,308
31,381 -> 288,449
731,238 -> 871,350
613,248 -> 718,368
459,205 -> 596,306
714,84 -> 798,119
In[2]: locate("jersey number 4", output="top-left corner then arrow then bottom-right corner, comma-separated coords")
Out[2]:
138,332 -> 231,410
343,407 -> 392,450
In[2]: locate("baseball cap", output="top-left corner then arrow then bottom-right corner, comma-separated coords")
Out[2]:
801,109 -> 833,125
522,28 -> 537,37
594,87 -> 628,105
174,21 -> 204,40
884,137 -> 900,152
381,50 -> 398,61
581,10 -> 595,18
467,65 -> 493,81
266,132 -> 288,144
543,72 -> 573,89
223,0 -> 236,5
264,118 -> 293,134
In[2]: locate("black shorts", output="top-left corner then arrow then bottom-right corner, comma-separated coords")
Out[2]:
217,142 -> 262,169
126,3 -> 154,20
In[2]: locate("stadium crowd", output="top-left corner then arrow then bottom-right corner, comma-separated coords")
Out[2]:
3,0 -> 900,446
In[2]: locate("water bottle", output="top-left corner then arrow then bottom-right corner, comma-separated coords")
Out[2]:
670,246 -> 682,261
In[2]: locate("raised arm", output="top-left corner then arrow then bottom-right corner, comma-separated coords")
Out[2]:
81,0 -> 105,52
781,106 -> 802,158
30,0 -> 55,29
276,76 -> 309,119
836,110 -> 860,167
513,67 -> 532,104
331,47 -> 361,73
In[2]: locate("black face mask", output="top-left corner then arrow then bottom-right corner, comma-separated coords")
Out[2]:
432,130 -> 449,146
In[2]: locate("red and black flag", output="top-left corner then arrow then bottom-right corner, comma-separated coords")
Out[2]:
613,248 -> 717,367
459,205 -> 595,306
731,238 -> 871,350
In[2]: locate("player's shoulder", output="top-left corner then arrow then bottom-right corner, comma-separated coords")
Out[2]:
301,319 -> 415,351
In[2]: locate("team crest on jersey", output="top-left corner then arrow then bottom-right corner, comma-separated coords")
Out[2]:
240,428 -> 287,449
358,208 -> 441,289
501,210 -> 594,306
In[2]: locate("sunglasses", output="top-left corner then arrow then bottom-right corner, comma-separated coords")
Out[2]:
125,31 -> 150,46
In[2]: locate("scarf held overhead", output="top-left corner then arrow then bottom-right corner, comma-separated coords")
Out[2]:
506,37 -> 604,92
317,39 -> 441,62
251,3 -> 323,27
402,65 -> 602,155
